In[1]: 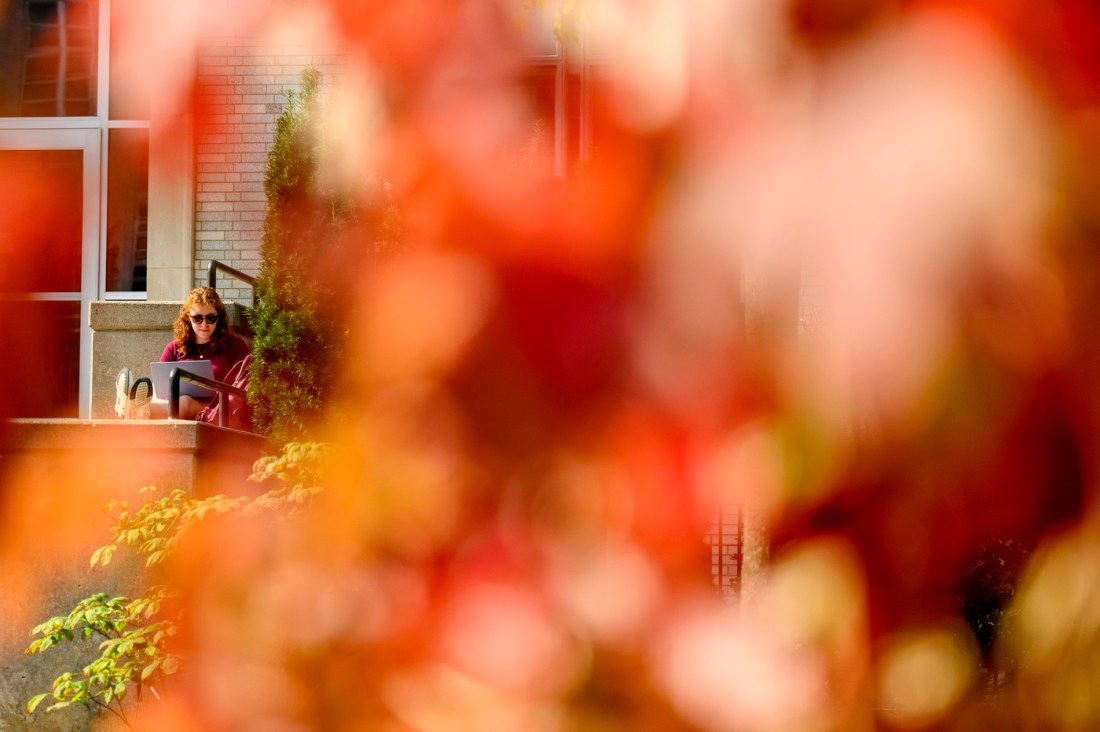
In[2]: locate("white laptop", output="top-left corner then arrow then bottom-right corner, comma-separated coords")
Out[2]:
148,360 -> 216,400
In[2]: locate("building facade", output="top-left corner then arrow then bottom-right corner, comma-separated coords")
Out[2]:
0,0 -> 604,419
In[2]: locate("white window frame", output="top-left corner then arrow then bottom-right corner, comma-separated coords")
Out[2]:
98,0 -> 150,301
0,0 -> 152,416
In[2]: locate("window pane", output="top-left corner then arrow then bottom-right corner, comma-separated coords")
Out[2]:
106,128 -> 148,292
0,299 -> 81,417
520,64 -> 558,176
108,0 -> 148,119
584,65 -> 614,166
0,0 -> 99,117
520,65 -> 593,179
0,149 -> 83,293
565,68 -> 581,174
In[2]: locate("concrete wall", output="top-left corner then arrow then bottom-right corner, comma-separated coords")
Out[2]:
0,419 -> 268,731
88,301 -> 252,420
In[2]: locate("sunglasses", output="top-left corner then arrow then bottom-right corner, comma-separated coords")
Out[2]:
189,313 -> 220,325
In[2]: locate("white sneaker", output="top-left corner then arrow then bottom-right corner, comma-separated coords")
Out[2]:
115,367 -> 133,418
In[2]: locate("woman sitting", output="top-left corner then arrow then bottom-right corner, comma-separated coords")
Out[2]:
116,287 -> 251,420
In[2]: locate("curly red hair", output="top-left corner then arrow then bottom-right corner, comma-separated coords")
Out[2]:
173,287 -> 234,358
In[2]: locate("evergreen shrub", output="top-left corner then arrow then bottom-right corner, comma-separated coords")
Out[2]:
248,68 -> 354,444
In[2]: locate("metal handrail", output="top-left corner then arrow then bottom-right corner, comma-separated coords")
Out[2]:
168,367 -> 247,428
207,260 -> 257,307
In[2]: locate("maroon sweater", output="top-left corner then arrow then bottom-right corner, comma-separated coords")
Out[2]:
160,333 -> 251,385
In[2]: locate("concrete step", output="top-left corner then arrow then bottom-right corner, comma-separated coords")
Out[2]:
1,418 -> 267,497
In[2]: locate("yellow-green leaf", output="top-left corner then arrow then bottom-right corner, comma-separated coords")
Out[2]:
140,659 -> 161,681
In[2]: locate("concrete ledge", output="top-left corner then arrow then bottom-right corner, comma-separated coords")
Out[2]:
5,417 -> 260,449
1,418 -> 269,497
88,301 -> 251,331
89,301 -> 189,330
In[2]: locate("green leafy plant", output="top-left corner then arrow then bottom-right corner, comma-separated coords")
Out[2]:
24,589 -> 176,726
25,442 -> 333,730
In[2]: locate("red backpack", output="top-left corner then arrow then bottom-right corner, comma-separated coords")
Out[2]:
196,354 -> 254,431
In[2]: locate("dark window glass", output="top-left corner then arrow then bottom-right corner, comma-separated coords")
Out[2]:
0,0 -> 99,117
521,64 -> 595,179
0,300 -> 81,417
565,69 -> 582,176
521,64 -> 558,176
0,149 -> 83,293
582,65 -> 613,167
106,128 -> 149,291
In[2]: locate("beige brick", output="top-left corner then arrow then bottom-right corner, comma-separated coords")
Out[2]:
240,94 -> 277,105
199,63 -> 232,74
235,65 -> 271,76
198,162 -> 234,173
234,143 -> 267,154
197,184 -> 231,195
200,143 -> 235,154
199,220 -> 233,232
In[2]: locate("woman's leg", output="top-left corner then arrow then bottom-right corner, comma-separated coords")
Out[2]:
149,396 -> 211,420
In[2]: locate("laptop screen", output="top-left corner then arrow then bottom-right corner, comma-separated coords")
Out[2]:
148,360 -> 215,400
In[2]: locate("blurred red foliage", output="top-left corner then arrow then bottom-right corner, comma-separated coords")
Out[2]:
8,0 -> 1100,729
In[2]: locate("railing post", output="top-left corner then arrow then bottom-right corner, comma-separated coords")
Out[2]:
206,260 -> 258,308
164,366 -> 247,428
169,368 -> 182,419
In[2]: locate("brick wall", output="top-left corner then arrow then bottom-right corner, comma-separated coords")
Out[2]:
193,37 -> 344,304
